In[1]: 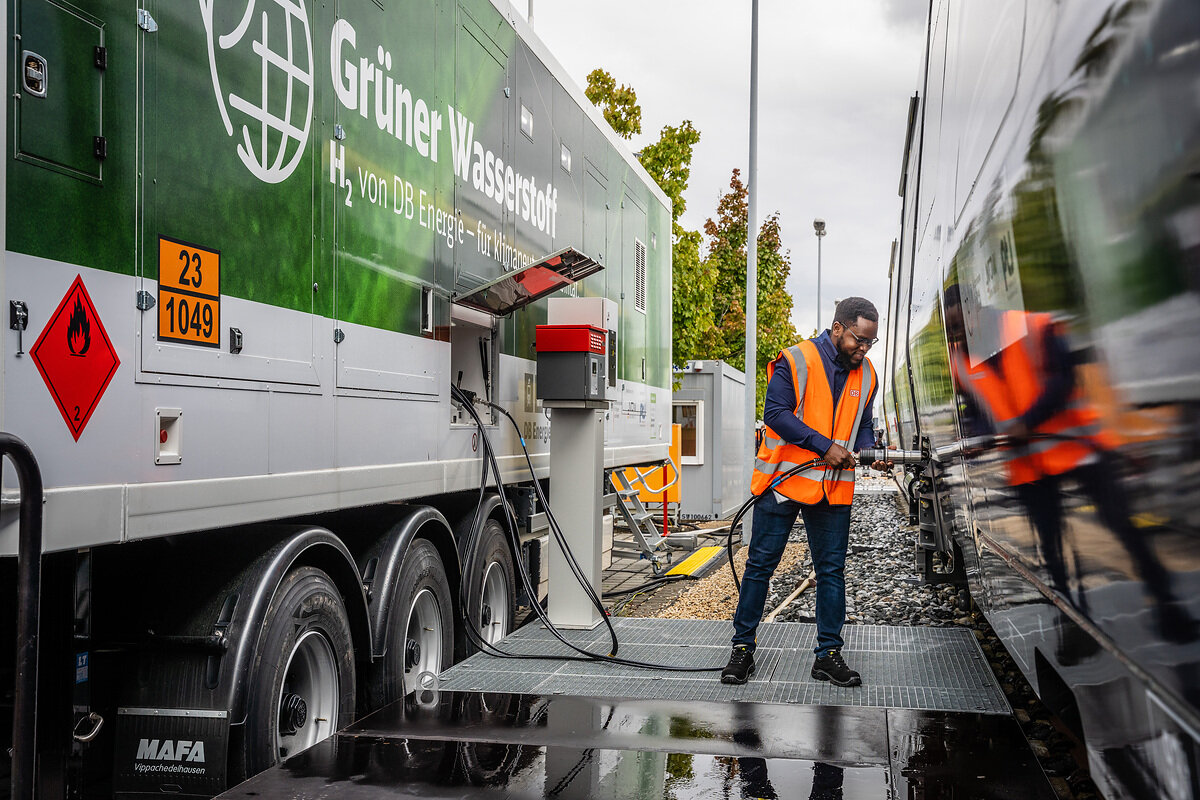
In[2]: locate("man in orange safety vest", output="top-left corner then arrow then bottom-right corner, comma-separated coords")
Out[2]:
722,297 -> 892,686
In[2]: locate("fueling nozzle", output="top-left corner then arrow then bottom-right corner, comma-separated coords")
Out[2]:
856,448 -> 927,466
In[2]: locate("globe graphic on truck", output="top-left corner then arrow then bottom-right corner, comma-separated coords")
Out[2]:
200,0 -> 314,184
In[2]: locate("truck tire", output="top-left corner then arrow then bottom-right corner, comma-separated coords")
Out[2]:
239,566 -> 355,777
463,520 -> 516,656
380,538 -> 454,704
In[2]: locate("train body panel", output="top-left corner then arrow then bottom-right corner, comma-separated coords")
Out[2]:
888,1 -> 1200,797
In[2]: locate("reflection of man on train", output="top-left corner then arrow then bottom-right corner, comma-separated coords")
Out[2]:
944,285 -> 1194,641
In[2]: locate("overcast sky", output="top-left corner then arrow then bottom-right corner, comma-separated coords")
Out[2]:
510,0 -> 928,345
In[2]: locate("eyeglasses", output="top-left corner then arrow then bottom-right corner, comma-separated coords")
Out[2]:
843,328 -> 878,349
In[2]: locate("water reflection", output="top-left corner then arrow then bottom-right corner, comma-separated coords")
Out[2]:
221,692 -> 1070,798
809,762 -> 845,800
736,758 -> 844,800
735,757 -> 778,800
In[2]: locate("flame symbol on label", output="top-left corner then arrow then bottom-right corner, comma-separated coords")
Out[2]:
67,297 -> 91,356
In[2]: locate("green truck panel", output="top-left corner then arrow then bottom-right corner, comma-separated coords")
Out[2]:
8,0 -> 670,385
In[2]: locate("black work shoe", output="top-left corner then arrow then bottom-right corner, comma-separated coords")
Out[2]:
811,648 -> 862,687
721,645 -> 756,684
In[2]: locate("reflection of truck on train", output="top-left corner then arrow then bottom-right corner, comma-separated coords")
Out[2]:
885,1 -> 1200,798
1,0 -> 671,795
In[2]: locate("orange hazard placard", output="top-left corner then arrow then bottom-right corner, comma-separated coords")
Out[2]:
158,236 -> 220,347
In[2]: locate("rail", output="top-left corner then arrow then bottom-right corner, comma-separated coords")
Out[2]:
3,433 -> 43,800
625,457 -> 681,493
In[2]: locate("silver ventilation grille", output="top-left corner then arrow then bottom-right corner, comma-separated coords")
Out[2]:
634,238 -> 647,314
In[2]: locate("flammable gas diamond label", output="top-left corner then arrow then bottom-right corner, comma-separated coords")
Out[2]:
30,275 -> 121,441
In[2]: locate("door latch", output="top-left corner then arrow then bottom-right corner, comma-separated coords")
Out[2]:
21,51 -> 47,97
10,301 -> 29,355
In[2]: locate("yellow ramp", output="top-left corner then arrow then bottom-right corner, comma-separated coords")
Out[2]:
666,545 -> 725,577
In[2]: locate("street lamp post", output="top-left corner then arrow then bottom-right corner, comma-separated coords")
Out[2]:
743,0 -> 759,543
813,218 -> 826,332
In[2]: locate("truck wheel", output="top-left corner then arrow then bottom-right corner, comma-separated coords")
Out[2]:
240,566 -> 355,776
383,538 -> 453,702
465,520 -> 516,653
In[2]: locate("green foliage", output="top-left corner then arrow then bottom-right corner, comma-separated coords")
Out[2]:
584,69 -> 642,139
639,121 -> 712,369
638,120 -> 700,222
664,714 -> 713,790
584,75 -> 798,411
909,302 -> 953,407
671,224 -> 721,365
704,169 -> 798,416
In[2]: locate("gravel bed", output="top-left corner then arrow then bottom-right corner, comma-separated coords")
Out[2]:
771,493 -> 961,627
637,484 -> 1101,800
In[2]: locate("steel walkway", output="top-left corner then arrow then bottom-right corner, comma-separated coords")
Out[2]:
220,619 -> 1057,799
438,618 -> 1010,714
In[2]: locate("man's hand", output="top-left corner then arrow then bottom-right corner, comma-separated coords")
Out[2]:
872,444 -> 896,472
823,443 -> 856,469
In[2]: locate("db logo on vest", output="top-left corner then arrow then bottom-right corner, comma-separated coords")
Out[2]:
850,390 -> 861,397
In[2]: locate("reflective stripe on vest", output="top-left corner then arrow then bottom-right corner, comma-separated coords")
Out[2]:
751,340 -> 875,505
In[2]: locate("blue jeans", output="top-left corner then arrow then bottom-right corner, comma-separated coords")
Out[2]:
731,491 -> 852,655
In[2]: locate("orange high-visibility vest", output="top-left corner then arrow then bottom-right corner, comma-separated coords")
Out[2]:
950,311 -> 1118,485
750,339 -> 876,505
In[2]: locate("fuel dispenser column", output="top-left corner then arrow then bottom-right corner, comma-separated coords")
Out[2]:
536,324 -> 609,629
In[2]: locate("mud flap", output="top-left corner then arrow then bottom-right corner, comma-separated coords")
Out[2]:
113,707 -> 228,798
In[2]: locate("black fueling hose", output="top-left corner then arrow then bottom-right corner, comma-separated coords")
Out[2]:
486,398 -> 726,671
723,448 -> 926,591
456,385 -> 659,666
452,389 -> 946,670
721,458 -> 823,592
451,386 -> 722,672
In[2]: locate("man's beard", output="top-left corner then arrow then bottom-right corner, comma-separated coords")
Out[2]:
835,350 -> 858,369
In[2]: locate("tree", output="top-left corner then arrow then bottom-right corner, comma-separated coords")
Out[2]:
635,120 -> 718,365
637,120 -> 700,223
671,226 -> 721,364
704,170 -> 797,415
584,69 -> 641,139
585,75 -> 795,409
586,71 -> 714,368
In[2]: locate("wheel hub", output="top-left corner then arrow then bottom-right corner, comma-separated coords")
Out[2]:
480,603 -> 492,627
279,692 -> 308,736
405,637 -> 422,670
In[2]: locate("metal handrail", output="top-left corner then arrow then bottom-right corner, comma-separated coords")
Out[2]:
3,433 -> 43,800
626,457 -> 681,494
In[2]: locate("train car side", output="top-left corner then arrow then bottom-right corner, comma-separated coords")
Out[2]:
887,2 -> 1200,798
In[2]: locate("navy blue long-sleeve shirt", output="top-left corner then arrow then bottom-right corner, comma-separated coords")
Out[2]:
762,330 -> 877,456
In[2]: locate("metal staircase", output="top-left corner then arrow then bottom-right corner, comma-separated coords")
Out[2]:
608,468 -> 696,574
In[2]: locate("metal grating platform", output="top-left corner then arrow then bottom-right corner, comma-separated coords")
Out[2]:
439,618 -> 1010,714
